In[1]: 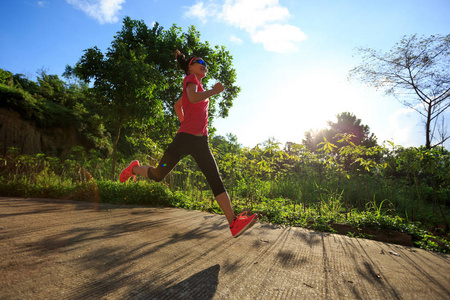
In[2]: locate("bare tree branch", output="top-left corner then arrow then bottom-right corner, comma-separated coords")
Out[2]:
349,34 -> 450,149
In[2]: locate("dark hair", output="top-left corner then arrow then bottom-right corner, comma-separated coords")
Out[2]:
173,49 -> 196,75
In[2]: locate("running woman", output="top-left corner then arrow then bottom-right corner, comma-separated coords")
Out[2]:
120,50 -> 258,238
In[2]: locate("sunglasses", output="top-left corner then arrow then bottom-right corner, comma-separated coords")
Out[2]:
195,59 -> 207,67
189,57 -> 207,68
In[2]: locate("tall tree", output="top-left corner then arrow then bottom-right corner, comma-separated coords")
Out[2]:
349,34 -> 450,149
65,17 -> 240,179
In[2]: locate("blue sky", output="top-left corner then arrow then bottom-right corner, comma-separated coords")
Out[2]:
1,0 -> 449,149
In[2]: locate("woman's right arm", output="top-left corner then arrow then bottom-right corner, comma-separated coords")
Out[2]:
186,82 -> 224,104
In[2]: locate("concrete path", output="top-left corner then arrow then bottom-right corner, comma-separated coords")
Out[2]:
1,197 -> 449,299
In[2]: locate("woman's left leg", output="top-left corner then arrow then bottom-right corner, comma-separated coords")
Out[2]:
192,139 -> 235,225
214,191 -> 236,225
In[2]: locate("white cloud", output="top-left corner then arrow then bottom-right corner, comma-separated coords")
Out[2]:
184,0 -> 307,53
230,35 -> 243,44
184,2 -> 210,24
387,106 -> 423,147
251,24 -> 307,53
66,0 -> 125,24
37,1 -> 49,7
221,0 -> 290,32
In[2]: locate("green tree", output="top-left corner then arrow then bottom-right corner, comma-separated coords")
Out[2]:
302,112 -> 378,173
303,112 -> 377,152
349,34 -> 450,149
12,74 -> 40,94
36,70 -> 66,104
1,68 -> 111,154
325,112 -> 377,148
65,17 -> 240,179
211,133 -> 242,155
302,129 -> 322,153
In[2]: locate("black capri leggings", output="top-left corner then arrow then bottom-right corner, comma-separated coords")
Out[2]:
147,133 -> 226,197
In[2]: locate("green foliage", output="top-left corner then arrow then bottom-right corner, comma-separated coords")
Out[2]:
0,177 -> 74,199
95,180 -> 176,206
304,112 -> 378,153
0,151 -> 178,207
0,68 -> 112,154
0,83 -> 41,120
0,69 -> 13,85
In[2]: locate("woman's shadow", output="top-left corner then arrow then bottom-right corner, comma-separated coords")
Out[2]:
151,264 -> 220,300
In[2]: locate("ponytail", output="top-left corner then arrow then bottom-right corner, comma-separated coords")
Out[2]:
172,49 -> 196,75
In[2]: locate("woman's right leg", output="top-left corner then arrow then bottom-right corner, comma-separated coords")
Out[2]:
133,151 -> 180,182
132,165 -> 150,178
131,133 -> 188,181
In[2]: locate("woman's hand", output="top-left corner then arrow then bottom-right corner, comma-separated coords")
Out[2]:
212,82 -> 224,94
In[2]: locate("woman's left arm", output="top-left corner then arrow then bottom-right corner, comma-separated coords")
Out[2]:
174,97 -> 184,123
186,82 -> 224,104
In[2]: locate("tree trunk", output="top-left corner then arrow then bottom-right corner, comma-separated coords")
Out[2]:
111,116 -> 123,180
425,101 -> 432,149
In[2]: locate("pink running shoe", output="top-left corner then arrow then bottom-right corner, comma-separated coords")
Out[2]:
230,211 -> 258,238
119,160 -> 140,183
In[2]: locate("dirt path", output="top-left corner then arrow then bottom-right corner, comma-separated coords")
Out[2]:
1,197 -> 449,299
